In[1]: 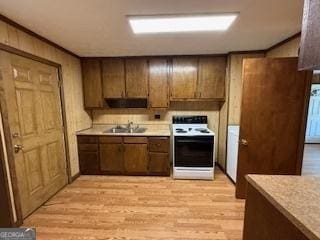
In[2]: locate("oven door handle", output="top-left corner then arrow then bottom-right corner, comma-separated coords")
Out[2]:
176,139 -> 214,144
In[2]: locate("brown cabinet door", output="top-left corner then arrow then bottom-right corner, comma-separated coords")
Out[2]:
81,59 -> 103,108
299,0 -> 320,70
124,144 -> 148,174
198,57 -> 226,99
102,58 -> 125,98
149,58 -> 169,108
125,58 -> 148,98
79,151 -> 100,175
100,143 -> 124,173
171,57 -> 198,99
149,153 -> 170,176
236,58 -> 312,199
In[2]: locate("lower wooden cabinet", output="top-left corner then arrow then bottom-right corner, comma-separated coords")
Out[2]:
149,153 -> 170,175
100,143 -> 124,173
79,151 -> 100,175
77,135 -> 170,176
124,143 -> 149,174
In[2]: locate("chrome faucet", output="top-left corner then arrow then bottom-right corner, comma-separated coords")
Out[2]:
127,121 -> 134,130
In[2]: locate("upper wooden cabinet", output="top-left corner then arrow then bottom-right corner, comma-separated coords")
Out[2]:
81,55 -> 227,109
125,58 -> 149,98
299,0 -> 320,70
198,57 -> 226,100
171,57 -> 198,99
149,58 -> 169,108
102,58 -> 125,98
170,56 -> 226,100
81,59 -> 103,108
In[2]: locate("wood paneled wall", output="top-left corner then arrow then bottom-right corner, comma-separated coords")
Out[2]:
266,36 -> 320,83
266,37 -> 301,58
0,20 -> 91,177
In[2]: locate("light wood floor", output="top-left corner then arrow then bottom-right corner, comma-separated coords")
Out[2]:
23,169 -> 245,240
302,144 -> 320,176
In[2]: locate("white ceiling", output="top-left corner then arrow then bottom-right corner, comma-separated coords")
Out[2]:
0,0 -> 303,57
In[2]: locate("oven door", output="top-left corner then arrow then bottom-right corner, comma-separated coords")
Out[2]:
174,136 -> 214,167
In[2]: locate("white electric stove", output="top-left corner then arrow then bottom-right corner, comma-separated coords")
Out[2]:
172,116 -> 215,180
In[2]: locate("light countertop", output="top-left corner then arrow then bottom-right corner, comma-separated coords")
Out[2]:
77,124 -> 171,137
246,174 -> 320,240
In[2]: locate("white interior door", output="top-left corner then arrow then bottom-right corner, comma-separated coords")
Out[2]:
305,84 -> 320,143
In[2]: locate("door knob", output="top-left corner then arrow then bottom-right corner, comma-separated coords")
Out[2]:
239,139 -> 248,146
14,144 -> 23,153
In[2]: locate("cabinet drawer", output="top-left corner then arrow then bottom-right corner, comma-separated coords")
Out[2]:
78,144 -> 98,152
124,137 -> 148,144
99,136 -> 123,143
149,153 -> 170,175
77,136 -> 98,144
149,137 -> 169,153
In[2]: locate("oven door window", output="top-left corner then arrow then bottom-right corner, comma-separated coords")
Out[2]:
174,136 -> 214,167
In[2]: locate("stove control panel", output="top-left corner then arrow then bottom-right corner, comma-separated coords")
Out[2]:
172,116 -> 207,124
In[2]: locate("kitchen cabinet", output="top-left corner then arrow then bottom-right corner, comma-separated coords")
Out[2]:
78,136 -> 100,174
102,58 -> 125,98
125,58 -> 149,98
170,57 -> 198,99
170,56 -> 226,100
243,177 -> 310,240
299,0 -> 320,70
99,137 -> 123,173
78,135 -> 170,176
148,137 -> 170,175
149,153 -> 169,175
148,58 -> 169,108
81,59 -> 103,108
124,141 -> 149,174
81,56 -> 227,109
198,57 -> 226,99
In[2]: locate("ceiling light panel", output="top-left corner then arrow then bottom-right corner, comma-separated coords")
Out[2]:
128,13 -> 238,34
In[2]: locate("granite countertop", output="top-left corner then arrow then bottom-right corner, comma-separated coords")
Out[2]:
77,124 -> 171,137
246,175 -> 320,240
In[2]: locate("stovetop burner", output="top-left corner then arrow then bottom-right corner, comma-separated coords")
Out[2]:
176,129 -> 187,133
194,128 -> 208,133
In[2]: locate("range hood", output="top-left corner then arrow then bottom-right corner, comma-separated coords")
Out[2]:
105,98 -> 148,108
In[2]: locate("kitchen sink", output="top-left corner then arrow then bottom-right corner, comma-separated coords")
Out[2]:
103,126 -> 147,134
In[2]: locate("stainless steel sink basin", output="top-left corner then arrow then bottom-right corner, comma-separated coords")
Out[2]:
103,126 -> 147,134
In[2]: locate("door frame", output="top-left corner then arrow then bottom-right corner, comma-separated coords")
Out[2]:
0,42 -> 72,226
295,63 -> 313,175
305,83 -> 320,143
0,129 -> 14,227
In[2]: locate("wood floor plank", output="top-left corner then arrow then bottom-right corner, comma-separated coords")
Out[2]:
302,144 -> 320,176
23,169 -> 245,240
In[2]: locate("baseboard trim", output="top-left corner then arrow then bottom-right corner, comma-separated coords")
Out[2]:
71,172 -> 81,182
